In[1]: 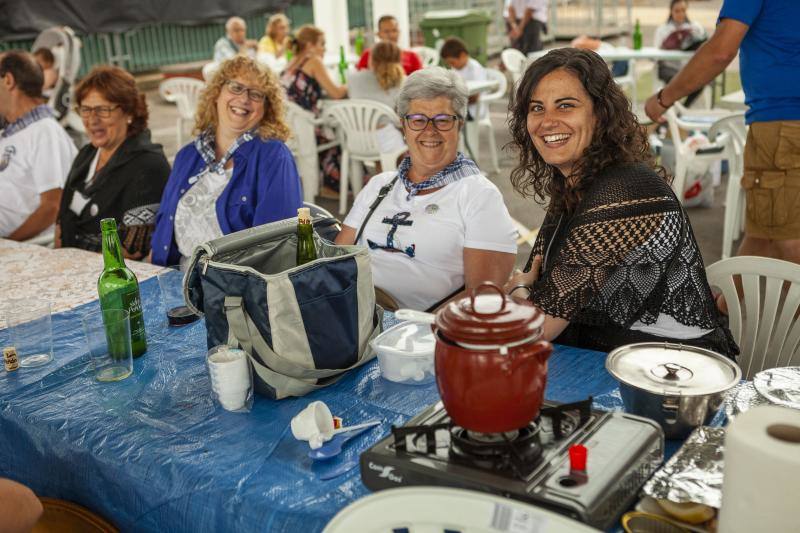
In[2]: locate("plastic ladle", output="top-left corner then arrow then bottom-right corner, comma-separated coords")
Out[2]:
309,420 -> 382,460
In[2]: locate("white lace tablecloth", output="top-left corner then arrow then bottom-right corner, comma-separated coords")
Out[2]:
0,239 -> 163,321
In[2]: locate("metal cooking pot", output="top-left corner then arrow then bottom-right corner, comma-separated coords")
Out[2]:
606,343 -> 741,439
398,282 -> 552,433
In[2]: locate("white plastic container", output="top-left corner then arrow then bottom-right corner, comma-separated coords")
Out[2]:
371,321 -> 436,384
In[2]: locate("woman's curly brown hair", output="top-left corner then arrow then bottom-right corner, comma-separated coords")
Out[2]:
194,55 -> 290,141
507,48 -> 666,213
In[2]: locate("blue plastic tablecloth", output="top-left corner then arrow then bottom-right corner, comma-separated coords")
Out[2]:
0,277 -> 628,532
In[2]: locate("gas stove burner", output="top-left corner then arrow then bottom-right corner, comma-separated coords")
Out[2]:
450,423 -> 543,478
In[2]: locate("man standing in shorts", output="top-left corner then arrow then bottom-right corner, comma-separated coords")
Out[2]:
645,0 -> 800,264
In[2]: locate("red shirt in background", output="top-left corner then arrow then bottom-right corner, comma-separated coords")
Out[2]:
356,48 -> 423,75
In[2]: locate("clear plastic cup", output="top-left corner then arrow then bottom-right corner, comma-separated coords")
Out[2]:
5,298 -> 53,368
82,308 -> 133,382
206,346 -> 252,412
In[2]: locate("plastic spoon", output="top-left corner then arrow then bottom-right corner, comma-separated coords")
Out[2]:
309,420 -> 382,460
318,460 -> 359,480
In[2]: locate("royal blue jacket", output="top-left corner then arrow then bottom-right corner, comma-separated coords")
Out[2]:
151,137 -> 303,266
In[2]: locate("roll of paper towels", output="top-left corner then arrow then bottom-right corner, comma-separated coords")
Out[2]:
718,405 -> 800,533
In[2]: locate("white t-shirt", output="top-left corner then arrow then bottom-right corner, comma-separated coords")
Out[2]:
344,170 -> 518,310
454,57 -> 488,120
0,117 -> 76,237
506,0 -> 548,23
174,167 -> 233,265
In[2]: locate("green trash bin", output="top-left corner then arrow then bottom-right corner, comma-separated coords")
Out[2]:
420,9 -> 492,66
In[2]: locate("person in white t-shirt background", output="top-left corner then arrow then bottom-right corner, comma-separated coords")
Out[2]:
440,37 -> 488,121
0,50 -> 76,241
335,67 -> 517,311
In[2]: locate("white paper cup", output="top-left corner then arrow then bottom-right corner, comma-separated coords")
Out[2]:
217,389 -> 248,411
291,401 -> 334,441
207,346 -> 252,411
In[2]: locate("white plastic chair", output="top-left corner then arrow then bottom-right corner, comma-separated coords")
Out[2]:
663,107 -> 730,204
285,101 -> 324,202
158,77 -> 205,148
467,68 -> 507,174
322,100 -> 407,214
707,113 -> 747,259
411,46 -> 439,68
500,48 -> 527,87
706,256 -> 800,378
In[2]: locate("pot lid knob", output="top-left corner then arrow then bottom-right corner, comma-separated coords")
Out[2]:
651,362 -> 694,382
469,282 -> 507,315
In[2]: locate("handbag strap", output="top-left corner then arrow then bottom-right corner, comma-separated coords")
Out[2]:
354,176 -> 398,245
223,296 -> 382,396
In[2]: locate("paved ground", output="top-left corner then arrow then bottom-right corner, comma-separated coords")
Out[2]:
143,0 -> 737,269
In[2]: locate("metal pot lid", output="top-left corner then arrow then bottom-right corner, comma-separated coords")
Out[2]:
435,282 -> 544,345
605,343 -> 742,396
754,366 -> 800,409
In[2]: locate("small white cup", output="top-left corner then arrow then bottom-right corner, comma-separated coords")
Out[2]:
291,401 -> 335,441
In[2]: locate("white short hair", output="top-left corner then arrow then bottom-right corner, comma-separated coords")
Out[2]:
226,17 -> 246,32
397,66 -> 468,118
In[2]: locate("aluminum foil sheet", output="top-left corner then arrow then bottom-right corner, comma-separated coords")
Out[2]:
643,426 -> 725,508
724,381 -> 770,420
753,366 -> 800,410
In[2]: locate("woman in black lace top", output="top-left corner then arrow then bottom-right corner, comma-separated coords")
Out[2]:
506,48 -> 738,358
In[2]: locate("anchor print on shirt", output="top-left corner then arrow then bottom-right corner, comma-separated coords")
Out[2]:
367,211 -> 416,258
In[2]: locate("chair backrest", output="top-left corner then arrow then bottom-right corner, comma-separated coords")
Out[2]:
708,112 -> 746,177
159,77 -> 205,119
411,46 -> 440,68
481,68 -> 508,103
706,256 -> 800,379
202,62 -> 219,81
500,48 -> 527,83
322,100 -> 401,157
284,100 -> 318,156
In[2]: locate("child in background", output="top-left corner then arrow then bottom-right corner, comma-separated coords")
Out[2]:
33,48 -> 58,93
439,37 -> 488,121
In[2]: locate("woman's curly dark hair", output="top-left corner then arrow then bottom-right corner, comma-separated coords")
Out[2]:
507,48 -> 666,213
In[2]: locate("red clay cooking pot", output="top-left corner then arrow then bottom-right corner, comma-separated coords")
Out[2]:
433,282 -> 552,433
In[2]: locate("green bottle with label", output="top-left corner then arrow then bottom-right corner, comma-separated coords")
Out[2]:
296,207 -> 317,266
98,218 -> 147,357
632,19 -> 642,50
338,45 -> 348,84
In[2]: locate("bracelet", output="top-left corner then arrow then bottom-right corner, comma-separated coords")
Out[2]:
656,88 -> 672,109
508,284 -> 532,298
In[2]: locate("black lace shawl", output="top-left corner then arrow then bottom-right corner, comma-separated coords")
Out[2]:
527,162 -> 739,358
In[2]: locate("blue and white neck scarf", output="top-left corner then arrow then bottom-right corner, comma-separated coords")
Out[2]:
1,104 -> 55,139
194,129 -> 254,174
397,152 -> 480,200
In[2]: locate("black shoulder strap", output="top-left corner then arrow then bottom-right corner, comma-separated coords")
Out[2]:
424,284 -> 465,313
354,176 -> 399,245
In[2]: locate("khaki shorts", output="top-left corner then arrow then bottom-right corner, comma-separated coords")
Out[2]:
742,120 -> 800,240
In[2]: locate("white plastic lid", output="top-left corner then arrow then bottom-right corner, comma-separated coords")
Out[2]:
371,321 -> 435,358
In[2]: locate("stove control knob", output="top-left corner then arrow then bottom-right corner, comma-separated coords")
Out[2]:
569,444 -> 587,472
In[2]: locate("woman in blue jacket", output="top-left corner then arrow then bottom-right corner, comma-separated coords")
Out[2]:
151,56 -> 303,267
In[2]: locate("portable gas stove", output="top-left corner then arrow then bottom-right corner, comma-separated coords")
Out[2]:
360,398 -> 664,531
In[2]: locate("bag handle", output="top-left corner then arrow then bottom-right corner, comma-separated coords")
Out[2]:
354,176 -> 398,245
224,296 -> 381,380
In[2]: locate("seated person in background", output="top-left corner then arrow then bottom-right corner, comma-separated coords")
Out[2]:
348,41 -> 406,155
440,37 -> 488,121
151,56 -> 302,267
56,66 -> 170,258
356,15 -> 422,76
214,17 -> 258,62
0,478 -> 43,533
654,0 -> 708,107
32,47 -> 58,93
570,35 -> 629,78
258,13 -> 290,59
336,67 -> 518,311
505,48 -> 738,358
281,25 -> 347,195
0,50 -> 76,242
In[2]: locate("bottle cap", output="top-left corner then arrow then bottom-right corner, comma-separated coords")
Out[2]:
3,346 -> 20,372
100,218 -> 117,232
298,207 -> 311,223
569,444 -> 587,472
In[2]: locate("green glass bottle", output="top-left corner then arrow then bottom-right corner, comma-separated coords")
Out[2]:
354,28 -> 364,57
338,45 -> 348,85
98,218 -> 147,357
632,19 -> 643,50
296,207 -> 317,266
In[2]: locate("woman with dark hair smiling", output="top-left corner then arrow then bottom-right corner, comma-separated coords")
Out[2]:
505,48 -> 737,358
